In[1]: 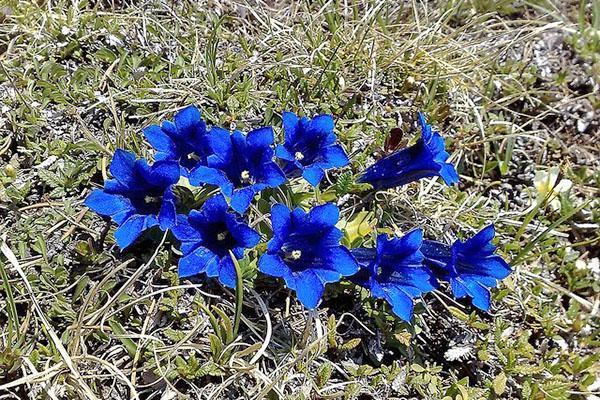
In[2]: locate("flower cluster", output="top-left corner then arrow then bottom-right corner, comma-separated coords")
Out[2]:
86,106 -> 511,321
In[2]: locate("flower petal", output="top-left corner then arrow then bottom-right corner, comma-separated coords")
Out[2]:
270,204 -> 292,237
282,111 -> 299,143
171,214 -> 202,243
294,270 -> 324,309
158,186 -> 176,230
109,149 -> 137,187
313,269 -> 341,283
302,165 -> 325,186
231,130 -> 248,157
309,114 -> 334,138
143,125 -> 176,154
189,166 -> 234,195
450,278 -> 468,298
322,144 -> 349,168
382,286 -> 414,322
320,246 -> 359,277
308,203 -> 339,229
258,254 -> 290,279
469,255 -> 511,280
463,278 -> 491,311
144,161 -> 180,188
112,209 -> 135,225
260,163 -> 287,187
230,186 -> 256,214
114,214 -> 157,249
178,246 -> 219,278
208,127 -> 233,163
85,189 -> 132,218
174,105 -> 201,132
275,144 -> 295,161
465,225 -> 496,253
227,217 -> 261,248
217,256 -> 237,288
439,163 -> 459,185
350,247 -> 377,270
377,229 -> 423,262
194,194 -> 229,224
247,126 -> 274,149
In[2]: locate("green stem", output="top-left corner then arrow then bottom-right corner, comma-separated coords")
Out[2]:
0,260 -> 19,344
314,185 -> 321,203
229,251 -> 244,338
300,309 -> 315,348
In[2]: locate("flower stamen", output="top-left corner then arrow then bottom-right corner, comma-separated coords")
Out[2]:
291,249 -> 302,260
240,170 -> 251,183
217,232 -> 227,241
187,152 -> 201,161
144,195 -> 161,204
294,151 -> 304,161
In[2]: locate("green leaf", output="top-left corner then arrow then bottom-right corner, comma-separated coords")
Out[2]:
0,260 -> 20,344
108,320 -> 138,357
208,333 -> 223,360
411,364 -> 426,373
37,169 -> 62,188
341,211 -> 376,247
340,338 -> 361,351
492,372 -> 507,395
72,276 -> 90,303
327,315 -> 337,348
316,362 -> 332,388
448,306 -> 469,322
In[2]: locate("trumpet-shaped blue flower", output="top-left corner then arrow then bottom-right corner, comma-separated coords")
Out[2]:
189,126 -> 286,214
143,105 -> 210,176
171,194 -> 260,287
350,229 -> 436,321
84,149 -> 180,249
275,111 -> 349,186
358,113 -> 459,190
258,203 -> 358,309
421,225 -> 511,311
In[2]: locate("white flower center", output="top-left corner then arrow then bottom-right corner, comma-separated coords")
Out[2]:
294,151 -> 304,161
240,170 -> 251,182
291,250 -> 302,260
144,196 -> 160,204
187,152 -> 200,161
217,232 -> 227,241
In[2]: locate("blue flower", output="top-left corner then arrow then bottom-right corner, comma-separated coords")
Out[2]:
275,111 -> 349,186
350,229 -> 436,321
142,105 -> 210,176
189,126 -> 286,214
258,203 -> 358,309
84,149 -> 180,249
170,194 -> 261,287
357,112 -> 458,190
421,225 -> 512,311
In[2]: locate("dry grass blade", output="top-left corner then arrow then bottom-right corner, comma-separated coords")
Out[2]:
0,235 -> 100,400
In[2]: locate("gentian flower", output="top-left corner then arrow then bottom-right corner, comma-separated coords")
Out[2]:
258,203 -> 358,309
357,112 -> 459,190
85,149 -> 179,249
421,225 -> 511,311
189,126 -> 286,214
142,105 -> 210,176
275,111 -> 349,186
171,194 -> 260,287
350,229 -> 436,321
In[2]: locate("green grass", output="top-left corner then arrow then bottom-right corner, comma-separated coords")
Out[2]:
0,0 -> 598,398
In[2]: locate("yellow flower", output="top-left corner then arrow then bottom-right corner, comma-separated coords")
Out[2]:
534,166 -> 572,211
